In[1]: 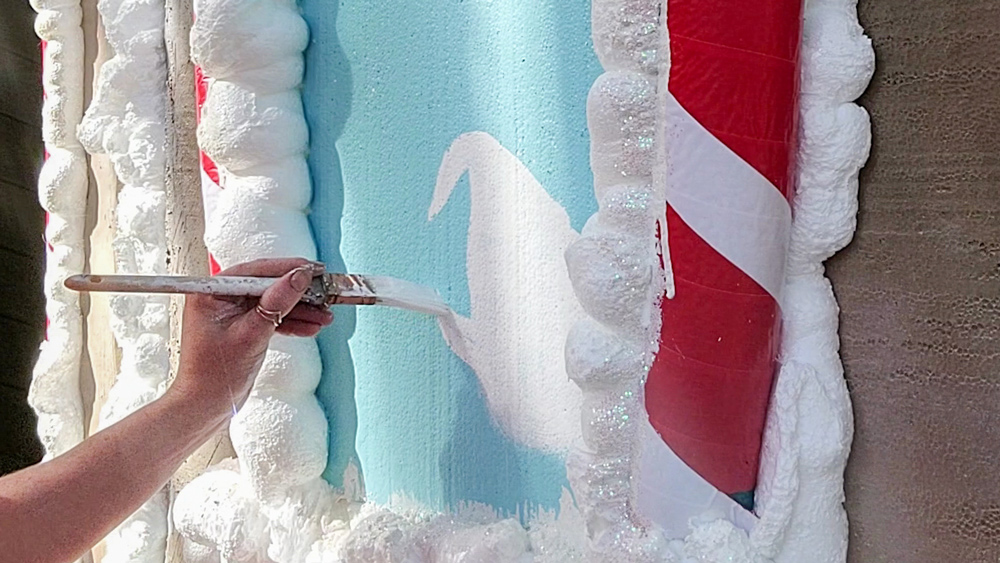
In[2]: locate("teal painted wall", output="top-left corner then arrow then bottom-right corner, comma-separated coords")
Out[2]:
302,0 -> 601,516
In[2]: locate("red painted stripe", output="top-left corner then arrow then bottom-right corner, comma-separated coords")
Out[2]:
667,0 -> 802,198
201,151 -> 220,185
42,39 -> 50,342
195,65 -> 208,114
45,208 -> 51,341
194,66 -> 221,186
41,40 -> 47,101
646,0 -> 802,496
196,63 -> 223,273
44,212 -> 53,252
42,41 -> 48,159
208,254 -> 222,276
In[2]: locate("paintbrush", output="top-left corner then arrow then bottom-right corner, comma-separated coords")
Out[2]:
64,273 -> 450,316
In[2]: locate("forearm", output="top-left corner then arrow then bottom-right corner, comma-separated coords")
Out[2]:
0,389 -> 228,563
0,259 -> 326,563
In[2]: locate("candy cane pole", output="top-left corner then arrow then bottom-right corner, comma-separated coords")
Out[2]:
645,0 -> 803,512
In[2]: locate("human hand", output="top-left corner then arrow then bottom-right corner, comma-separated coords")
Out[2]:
170,258 -> 334,419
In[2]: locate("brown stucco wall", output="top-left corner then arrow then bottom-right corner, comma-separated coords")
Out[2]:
833,2 -> 1000,561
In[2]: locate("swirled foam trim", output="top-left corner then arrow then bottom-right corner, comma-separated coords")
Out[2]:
565,0 -> 674,559
750,1 -> 874,561
174,0 -> 339,560
76,0 -> 173,558
29,0 -> 89,462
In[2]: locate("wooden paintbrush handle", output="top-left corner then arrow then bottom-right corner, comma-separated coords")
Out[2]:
64,274 -> 329,306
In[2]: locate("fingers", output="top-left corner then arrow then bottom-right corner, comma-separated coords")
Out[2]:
217,257 -> 324,278
253,302 -> 332,338
255,263 -> 324,322
225,259 -> 332,338
279,304 -> 334,337
276,319 -> 328,338
284,303 -> 334,326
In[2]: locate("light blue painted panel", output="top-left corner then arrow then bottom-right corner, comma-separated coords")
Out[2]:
302,0 -> 601,516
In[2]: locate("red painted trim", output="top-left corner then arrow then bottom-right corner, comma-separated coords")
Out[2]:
209,254 -> 222,276
42,39 -> 50,341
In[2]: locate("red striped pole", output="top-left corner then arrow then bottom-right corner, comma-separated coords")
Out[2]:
194,64 -> 223,275
645,0 -> 804,507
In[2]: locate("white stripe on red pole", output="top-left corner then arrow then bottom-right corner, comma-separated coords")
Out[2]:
643,0 -> 802,519
664,94 -> 792,303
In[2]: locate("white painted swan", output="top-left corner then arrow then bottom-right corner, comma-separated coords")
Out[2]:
428,131 -> 585,453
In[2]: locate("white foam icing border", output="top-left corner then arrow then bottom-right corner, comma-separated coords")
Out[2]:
173,0 -> 874,562
750,1 -> 874,560
174,0 -> 341,560
29,0 -> 89,461
76,0 -> 173,557
564,0 -> 674,559
568,0 -> 874,562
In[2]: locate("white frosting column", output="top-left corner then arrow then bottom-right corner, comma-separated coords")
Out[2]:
29,0 -> 89,460
564,1 -> 671,561
76,0 -> 173,558
175,0 -> 345,561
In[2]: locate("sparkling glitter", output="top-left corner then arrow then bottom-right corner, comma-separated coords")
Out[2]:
568,1 -> 669,560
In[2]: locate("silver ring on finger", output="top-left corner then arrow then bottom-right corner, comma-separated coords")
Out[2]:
255,304 -> 284,328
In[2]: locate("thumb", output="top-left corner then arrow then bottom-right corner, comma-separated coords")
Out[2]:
249,264 -> 320,330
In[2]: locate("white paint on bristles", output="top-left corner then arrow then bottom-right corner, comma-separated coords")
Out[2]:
29,0 -> 89,461
365,276 -> 450,318
73,0 -> 174,557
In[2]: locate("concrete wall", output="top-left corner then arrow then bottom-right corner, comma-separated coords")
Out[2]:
834,2 -> 1000,561
0,0 -> 47,476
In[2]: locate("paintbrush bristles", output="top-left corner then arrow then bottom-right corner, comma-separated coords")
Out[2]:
365,276 -> 451,316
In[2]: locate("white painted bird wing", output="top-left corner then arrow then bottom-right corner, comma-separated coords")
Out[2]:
429,132 -> 586,453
